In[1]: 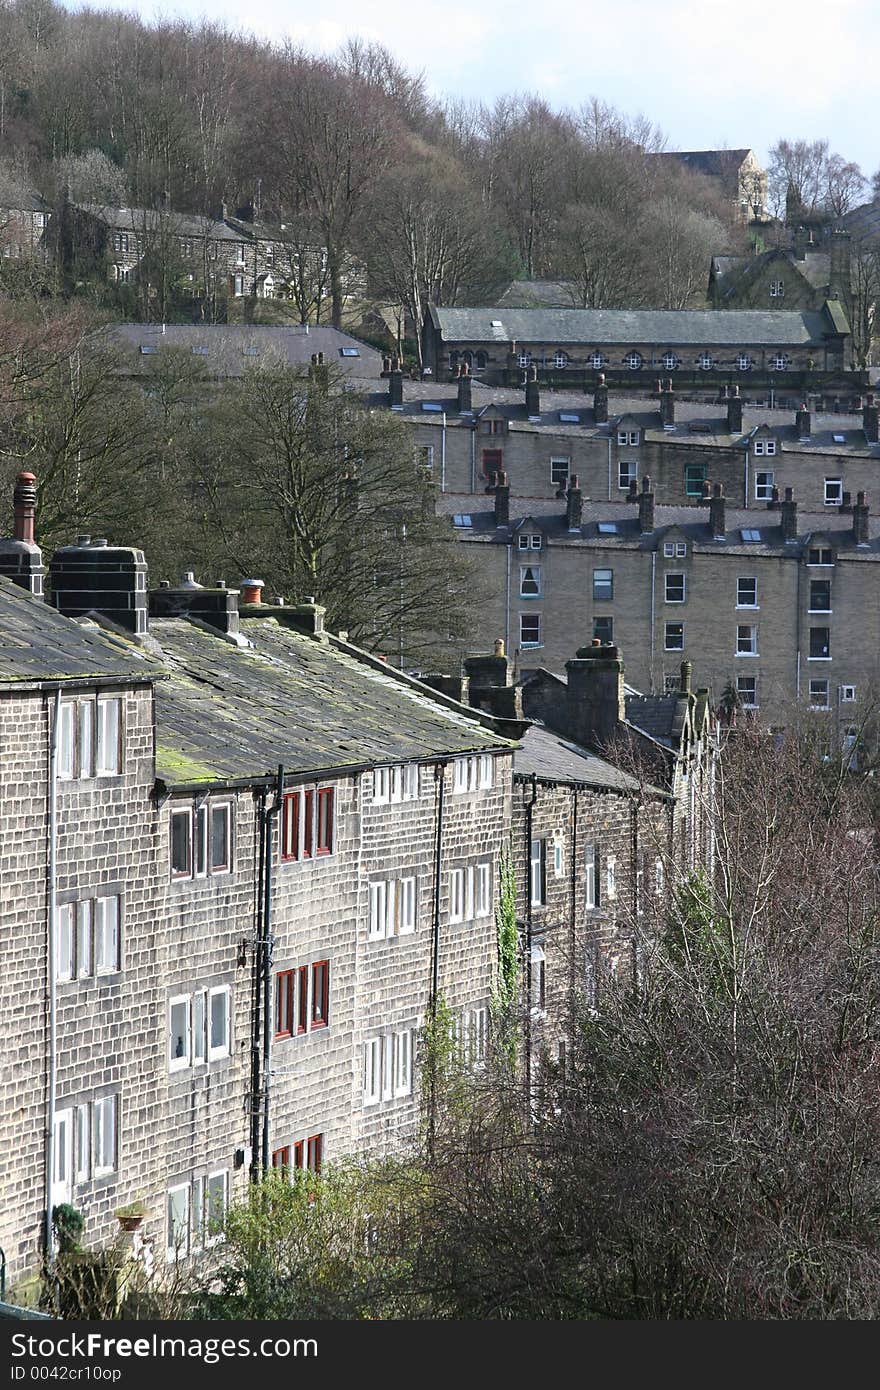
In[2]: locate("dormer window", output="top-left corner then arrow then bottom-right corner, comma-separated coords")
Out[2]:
617,430 -> 639,447
482,418 -> 504,435
518,533 -> 542,551
769,280 -> 784,298
807,546 -> 834,566
753,439 -> 776,456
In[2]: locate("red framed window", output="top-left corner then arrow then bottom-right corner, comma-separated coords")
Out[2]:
302,791 -> 314,858
297,964 -> 309,1035
293,1140 -> 304,1169
311,961 -> 329,1029
275,970 -> 295,1038
272,1146 -> 290,1173
482,448 -> 503,481
281,792 -> 299,861
306,1134 -> 323,1173
316,789 -> 334,855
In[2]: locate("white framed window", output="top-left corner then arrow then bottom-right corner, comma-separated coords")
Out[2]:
661,351 -> 678,370
807,546 -> 834,566
809,578 -> 831,612
56,903 -> 74,982
75,1104 -> 91,1184
824,477 -> 843,506
208,986 -> 231,1061
530,839 -> 546,907
736,624 -> 758,655
205,1170 -> 228,1246
452,754 -> 493,794
76,900 -> 92,979
654,858 -> 665,895
771,353 -> 791,370
167,1184 -> 190,1260
665,572 -> 685,603
518,352 -> 532,368
736,353 -> 753,371
737,675 -> 758,708
662,542 -> 675,558
617,430 -> 639,447
58,697 -> 122,780
841,684 -> 856,702
479,755 -> 493,789
93,1094 -> 117,1177
553,838 -> 564,877
753,438 -> 776,457
393,1030 -> 412,1096
553,350 -> 568,369
697,351 -> 713,370
606,855 -> 617,901
400,877 -> 417,934
520,565 -> 541,596
737,576 -> 758,608
664,622 -> 684,651
170,801 -> 233,879
809,679 -> 829,708
624,351 -> 642,370
95,895 -> 120,974
755,470 -> 774,501
769,280 -> 784,298
476,862 -> 491,917
618,459 -> 637,490
520,613 -> 541,647
550,457 -> 569,487
193,990 -> 207,1065
369,880 -> 387,939
404,764 -> 419,799
449,868 -> 465,923
589,351 -> 607,369
364,1036 -> 382,1104
169,995 -> 191,1071
584,843 -> 596,909
96,698 -> 121,774
373,766 -> 390,804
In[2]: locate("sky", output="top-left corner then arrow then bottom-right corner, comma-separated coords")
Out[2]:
62,0 -> 878,176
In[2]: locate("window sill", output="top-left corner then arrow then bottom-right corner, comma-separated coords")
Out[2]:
807,609 -> 832,615
736,605 -> 759,611
807,657 -> 832,662
735,652 -> 759,658
519,594 -> 543,600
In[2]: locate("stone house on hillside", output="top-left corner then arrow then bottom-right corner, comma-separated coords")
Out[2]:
648,149 -> 767,222
0,479 -> 518,1294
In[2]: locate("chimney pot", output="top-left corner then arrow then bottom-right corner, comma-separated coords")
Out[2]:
160,579 -> 170,588
240,578 -> 265,605
680,660 -> 692,694
76,535 -> 91,547
494,638 -> 505,658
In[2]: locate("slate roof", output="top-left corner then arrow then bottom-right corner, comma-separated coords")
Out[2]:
103,324 -> 382,380
837,201 -> 880,242
428,305 -> 842,347
497,280 -> 579,309
650,149 -> 753,179
515,724 -> 640,792
624,694 -> 679,746
75,203 -> 242,242
0,579 -> 158,687
439,493 -> 880,557
149,617 -> 514,788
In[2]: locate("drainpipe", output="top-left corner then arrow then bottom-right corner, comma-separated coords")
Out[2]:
524,773 -> 538,1105
567,786 -> 578,1052
607,435 -> 612,500
649,550 -> 656,693
260,765 -> 285,1174
630,796 -> 640,992
743,449 -> 749,509
505,540 -> 511,653
430,762 -> 446,1012
249,788 -> 267,1183
469,425 -> 476,494
440,413 -> 447,493
45,689 -> 60,1261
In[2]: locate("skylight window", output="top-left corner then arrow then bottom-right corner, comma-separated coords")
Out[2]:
140,345 -> 158,354
421,402 -> 443,412
741,529 -> 762,542
490,320 -> 503,328
453,514 -> 473,528
597,522 -> 618,534
242,346 -> 259,356
832,433 -> 846,444
559,412 -> 580,423
191,345 -> 209,355
339,347 -> 360,357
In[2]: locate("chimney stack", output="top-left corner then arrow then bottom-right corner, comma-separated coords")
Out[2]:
565,474 -> 583,530
149,573 -> 241,635
389,356 -> 404,409
638,475 -> 655,533
863,393 -> 879,444
766,485 -> 780,510
565,642 -> 625,752
659,378 -> 675,429
853,490 -> 870,545
525,363 -> 540,417
829,229 -> 851,302
457,362 -> 472,414
726,384 -> 743,434
839,490 -> 852,514
593,373 -> 608,424
795,403 -> 811,439
709,482 -> 726,539
0,471 -> 44,597
780,486 -> 798,541
494,471 -> 510,528
49,537 -> 149,635
463,641 -> 522,720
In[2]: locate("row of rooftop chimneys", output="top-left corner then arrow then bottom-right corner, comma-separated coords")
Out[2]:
0,473 -> 329,636
383,364 -> 880,443
490,467 -> 872,544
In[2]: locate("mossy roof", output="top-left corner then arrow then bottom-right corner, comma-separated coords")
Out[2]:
152,617 -> 515,787
0,577 -> 157,686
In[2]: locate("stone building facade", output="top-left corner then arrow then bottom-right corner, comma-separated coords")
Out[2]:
421,303 -> 854,391
372,370 -> 880,513
440,479 -> 880,736
0,501 -> 517,1295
